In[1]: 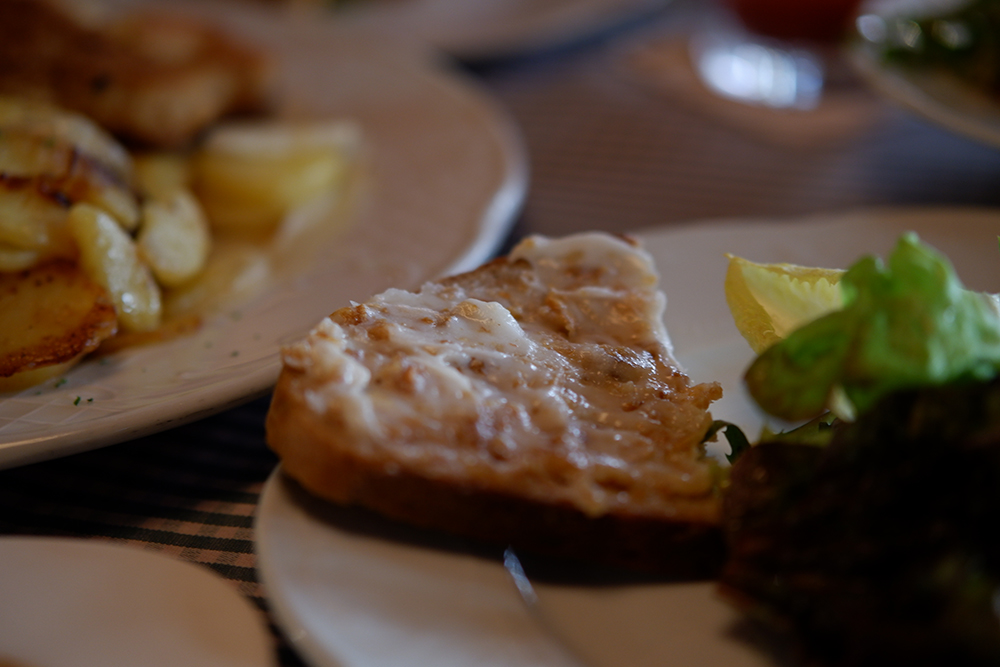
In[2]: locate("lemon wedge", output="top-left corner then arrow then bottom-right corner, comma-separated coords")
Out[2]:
724,254 -> 844,354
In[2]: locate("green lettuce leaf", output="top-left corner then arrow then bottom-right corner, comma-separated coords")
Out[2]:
745,232 -> 1000,422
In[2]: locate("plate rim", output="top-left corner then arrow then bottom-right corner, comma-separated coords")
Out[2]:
847,32 -> 1000,147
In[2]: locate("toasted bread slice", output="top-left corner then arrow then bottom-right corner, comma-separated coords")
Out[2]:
0,0 -> 274,148
266,233 -> 725,573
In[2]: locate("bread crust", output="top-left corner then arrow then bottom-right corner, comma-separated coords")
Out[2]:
269,374 -> 725,575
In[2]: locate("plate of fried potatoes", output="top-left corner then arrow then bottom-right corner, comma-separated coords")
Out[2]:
0,0 -> 527,469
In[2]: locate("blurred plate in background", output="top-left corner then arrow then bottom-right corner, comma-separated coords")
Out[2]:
336,0 -> 672,61
0,536 -> 273,667
0,1 -> 527,469
848,0 -> 1000,147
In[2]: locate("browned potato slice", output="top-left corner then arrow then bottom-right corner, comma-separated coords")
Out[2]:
0,95 -> 133,180
0,188 -> 68,251
0,119 -> 139,232
0,131 -> 78,177
0,260 -> 117,381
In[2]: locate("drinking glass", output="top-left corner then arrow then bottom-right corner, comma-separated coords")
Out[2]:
691,0 -> 865,109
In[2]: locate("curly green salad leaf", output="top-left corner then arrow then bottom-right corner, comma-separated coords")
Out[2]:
744,233 -> 1000,422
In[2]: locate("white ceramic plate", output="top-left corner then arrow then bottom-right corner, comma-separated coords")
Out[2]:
256,469 -> 580,667
0,2 -> 527,469
0,536 -> 273,667
849,2 -> 1000,147
254,207 -> 1000,667
528,206 -> 1000,667
335,0 -> 670,61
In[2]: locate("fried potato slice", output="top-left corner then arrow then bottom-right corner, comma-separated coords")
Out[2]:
0,129 -> 139,249
0,187 -> 70,252
0,260 -> 117,381
137,190 -> 211,287
192,120 -> 358,235
0,95 -> 133,181
0,97 -> 139,230
68,203 -> 162,333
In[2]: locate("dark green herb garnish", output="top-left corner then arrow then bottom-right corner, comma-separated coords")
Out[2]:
705,420 -> 752,464
720,378 -> 1000,666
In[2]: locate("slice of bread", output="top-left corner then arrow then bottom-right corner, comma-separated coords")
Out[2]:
266,233 -> 725,574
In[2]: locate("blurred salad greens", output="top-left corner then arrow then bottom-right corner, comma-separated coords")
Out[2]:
861,0 -> 1000,94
